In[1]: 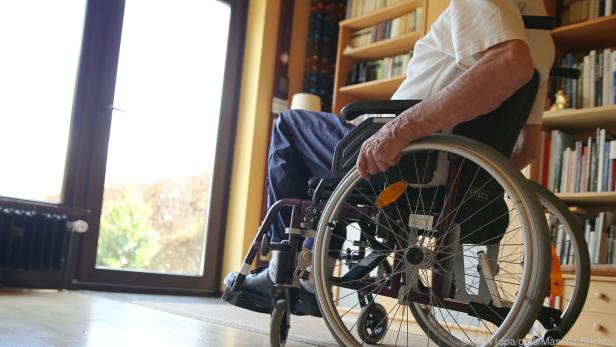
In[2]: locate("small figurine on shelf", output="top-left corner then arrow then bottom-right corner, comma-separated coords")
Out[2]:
550,89 -> 570,111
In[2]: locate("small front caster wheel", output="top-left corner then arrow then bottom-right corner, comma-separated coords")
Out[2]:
357,303 -> 388,344
270,299 -> 289,347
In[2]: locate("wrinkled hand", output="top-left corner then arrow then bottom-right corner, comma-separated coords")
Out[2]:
356,120 -> 411,180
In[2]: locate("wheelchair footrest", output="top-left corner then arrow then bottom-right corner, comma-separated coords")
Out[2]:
221,285 -> 273,314
467,301 -> 510,326
222,284 -> 322,317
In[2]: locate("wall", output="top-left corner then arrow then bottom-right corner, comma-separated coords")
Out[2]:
288,0 -> 311,103
220,0 -> 281,286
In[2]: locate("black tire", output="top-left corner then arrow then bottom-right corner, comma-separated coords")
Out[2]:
357,303 -> 388,344
270,299 -> 289,347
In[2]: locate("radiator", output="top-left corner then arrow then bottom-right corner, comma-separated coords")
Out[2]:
0,207 -> 71,272
0,198 -> 89,288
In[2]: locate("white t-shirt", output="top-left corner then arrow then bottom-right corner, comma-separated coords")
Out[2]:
391,0 -> 555,125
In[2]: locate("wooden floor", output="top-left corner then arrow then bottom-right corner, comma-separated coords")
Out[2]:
0,289 -> 318,347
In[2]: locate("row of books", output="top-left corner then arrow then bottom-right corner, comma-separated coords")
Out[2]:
347,8 -> 423,49
347,51 -> 412,85
345,0 -> 407,19
560,0 -> 616,25
539,129 -> 616,193
549,210 -> 616,265
553,50 -> 616,109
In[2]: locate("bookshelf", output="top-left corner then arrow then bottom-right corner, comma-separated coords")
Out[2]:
341,0 -> 426,29
338,75 -> 406,98
552,14 -> 616,51
543,104 -> 616,130
332,0 -> 435,113
562,263 -> 616,276
343,31 -> 423,59
556,191 -> 616,205
540,4 -> 616,344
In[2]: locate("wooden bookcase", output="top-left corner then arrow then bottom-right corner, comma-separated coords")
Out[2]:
539,12 -> 616,346
332,0 -> 449,113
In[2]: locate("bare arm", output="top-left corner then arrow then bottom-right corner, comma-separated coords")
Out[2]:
357,39 -> 535,179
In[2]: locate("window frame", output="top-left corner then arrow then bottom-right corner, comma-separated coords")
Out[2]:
61,0 -> 246,294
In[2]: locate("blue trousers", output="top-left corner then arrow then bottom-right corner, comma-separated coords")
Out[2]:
267,110 -> 354,249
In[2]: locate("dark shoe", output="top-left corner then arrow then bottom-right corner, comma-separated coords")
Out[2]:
294,286 -> 321,317
221,266 -> 275,314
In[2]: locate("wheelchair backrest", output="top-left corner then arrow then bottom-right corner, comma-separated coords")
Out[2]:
452,71 -> 539,158
331,71 -> 540,177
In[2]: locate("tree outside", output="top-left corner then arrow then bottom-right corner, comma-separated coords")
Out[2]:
96,173 -> 210,275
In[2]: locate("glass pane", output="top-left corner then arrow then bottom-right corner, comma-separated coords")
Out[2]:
95,0 -> 231,276
0,1 -> 85,203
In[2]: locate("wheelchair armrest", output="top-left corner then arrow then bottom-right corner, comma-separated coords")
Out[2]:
340,100 -> 421,121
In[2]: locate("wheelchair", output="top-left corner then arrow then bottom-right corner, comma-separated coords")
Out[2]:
223,17 -> 590,347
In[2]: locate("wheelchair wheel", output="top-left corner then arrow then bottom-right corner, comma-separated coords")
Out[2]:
313,134 -> 551,346
408,182 -> 591,346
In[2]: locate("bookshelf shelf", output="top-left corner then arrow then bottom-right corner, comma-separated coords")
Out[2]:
552,14 -> 616,51
561,264 -> 616,277
343,31 -> 421,60
543,105 -> 616,130
341,0 -> 424,29
556,192 -> 616,205
338,75 -> 406,99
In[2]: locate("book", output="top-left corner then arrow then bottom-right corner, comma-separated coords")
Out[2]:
585,136 -> 592,192
590,142 -> 598,191
590,50 -> 596,107
604,49 -> 613,106
552,131 -> 576,192
415,6 -> 424,33
608,140 -> 616,192
613,50 -> 616,104
597,51 -> 604,106
604,141 -> 610,191
575,141 -> 583,192
589,228 -> 597,263
583,54 -> 591,108
593,211 -> 614,263
561,148 -> 570,192
597,129 -> 605,191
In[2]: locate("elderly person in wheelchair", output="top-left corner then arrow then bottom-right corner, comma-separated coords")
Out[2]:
223,1 -> 591,346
